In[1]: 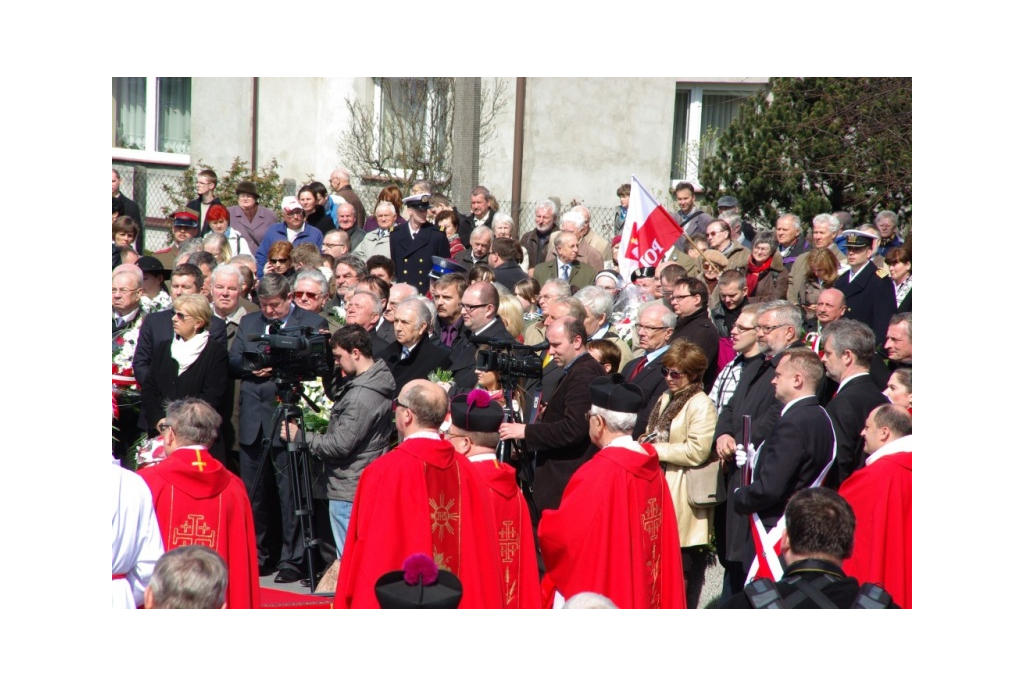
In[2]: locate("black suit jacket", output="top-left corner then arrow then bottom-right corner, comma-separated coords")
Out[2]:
732,396 -> 835,531
228,306 -> 328,445
133,309 -> 228,388
619,353 -> 668,440
523,353 -> 605,515
186,196 -> 225,232
670,310 -> 720,391
824,374 -> 888,488
448,319 -> 514,392
382,338 -> 452,397
389,223 -> 450,295
141,338 -> 229,438
376,319 -> 396,345
837,266 -> 897,345
492,261 -> 529,292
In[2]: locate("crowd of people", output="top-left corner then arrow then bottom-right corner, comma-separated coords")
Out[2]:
112,168 -> 912,609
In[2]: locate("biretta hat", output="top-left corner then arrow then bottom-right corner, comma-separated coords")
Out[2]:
450,389 -> 504,432
589,374 -> 644,413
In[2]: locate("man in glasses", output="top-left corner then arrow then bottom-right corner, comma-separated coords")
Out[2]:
448,282 -> 514,393
254,196 -> 325,279
668,277 -> 719,391
619,302 -> 676,439
186,168 -> 224,231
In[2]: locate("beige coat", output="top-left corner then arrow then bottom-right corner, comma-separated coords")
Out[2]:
651,391 -> 718,548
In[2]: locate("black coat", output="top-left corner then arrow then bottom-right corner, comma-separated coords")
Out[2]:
670,310 -> 720,392
382,339 -> 452,398
824,374 -> 888,488
523,353 -> 605,515
228,306 -> 328,446
492,261 -> 529,292
186,196 -> 225,232
619,353 -> 668,440
141,337 -> 229,438
732,396 -> 836,531
836,266 -> 897,346
448,319 -> 514,393
389,222 -> 451,295
133,310 -> 228,392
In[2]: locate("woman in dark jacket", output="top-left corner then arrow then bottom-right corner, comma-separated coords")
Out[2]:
298,184 -> 336,233
745,230 -> 790,303
142,294 -> 228,455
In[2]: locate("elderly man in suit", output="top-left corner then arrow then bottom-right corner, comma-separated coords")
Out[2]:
390,193 -> 450,295
619,302 -> 676,439
541,210 -> 604,273
499,317 -> 606,525
228,273 -> 329,584
532,229 -> 596,290
382,298 -> 451,397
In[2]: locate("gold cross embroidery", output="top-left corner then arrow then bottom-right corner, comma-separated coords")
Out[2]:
642,497 -> 661,541
191,449 -> 208,472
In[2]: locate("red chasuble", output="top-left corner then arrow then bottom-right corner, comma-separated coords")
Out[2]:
538,444 -> 685,609
468,458 -> 542,609
840,450 -> 912,608
335,438 -> 504,609
139,447 -> 260,609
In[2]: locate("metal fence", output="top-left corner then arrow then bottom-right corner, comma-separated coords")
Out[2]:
114,164 -> 625,252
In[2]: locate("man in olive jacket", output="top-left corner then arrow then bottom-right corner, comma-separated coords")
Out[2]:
282,325 -> 396,560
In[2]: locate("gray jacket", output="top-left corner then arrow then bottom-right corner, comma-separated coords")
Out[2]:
308,359 -> 396,501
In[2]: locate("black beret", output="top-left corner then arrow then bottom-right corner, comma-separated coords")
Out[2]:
589,374 -> 644,413
631,266 -> 656,282
450,389 -> 504,432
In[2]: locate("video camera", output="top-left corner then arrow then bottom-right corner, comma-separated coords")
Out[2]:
242,324 -> 332,383
472,336 -> 545,380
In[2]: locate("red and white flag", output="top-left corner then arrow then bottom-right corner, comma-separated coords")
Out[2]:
617,175 -> 682,277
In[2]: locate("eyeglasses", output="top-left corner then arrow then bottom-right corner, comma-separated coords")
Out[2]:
323,243 -> 345,249
268,258 -> 291,265
669,292 -> 696,301
294,290 -> 321,300
733,324 -> 756,333
173,311 -> 193,321
156,421 -> 173,433
111,287 -> 139,295
756,323 -> 787,334
460,302 -> 487,311
660,367 -> 685,380
636,323 -> 669,333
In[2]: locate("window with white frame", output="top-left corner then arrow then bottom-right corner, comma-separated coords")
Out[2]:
373,77 -> 451,176
670,83 -> 762,186
112,77 -> 191,163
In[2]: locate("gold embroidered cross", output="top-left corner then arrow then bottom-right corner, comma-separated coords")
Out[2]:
191,450 -> 208,472
642,498 -> 661,541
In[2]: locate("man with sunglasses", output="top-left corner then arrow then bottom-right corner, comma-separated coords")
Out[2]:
229,273 -> 329,584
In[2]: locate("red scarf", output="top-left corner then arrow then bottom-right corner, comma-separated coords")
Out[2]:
745,255 -> 772,292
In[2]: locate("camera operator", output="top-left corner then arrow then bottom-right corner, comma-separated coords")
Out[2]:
229,272 -> 328,584
448,282 -> 514,393
281,325 -> 395,562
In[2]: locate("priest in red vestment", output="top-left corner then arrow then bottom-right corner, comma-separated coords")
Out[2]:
448,390 -> 542,609
335,380 -> 504,609
840,404 -> 912,608
139,398 -> 260,609
538,375 -> 686,609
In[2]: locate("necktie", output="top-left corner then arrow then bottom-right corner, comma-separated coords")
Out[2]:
628,356 -> 647,381
441,325 -> 457,347
401,348 -> 410,361
561,264 -> 570,280
377,229 -> 387,239
114,316 -> 125,328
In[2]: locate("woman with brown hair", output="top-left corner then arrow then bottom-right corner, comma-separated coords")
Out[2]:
362,185 -> 408,232
885,246 -> 912,313
642,339 -> 718,607
112,216 -> 139,248
799,247 -> 841,329
265,241 -> 296,282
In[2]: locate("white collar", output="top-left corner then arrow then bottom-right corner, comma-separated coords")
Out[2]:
865,434 -> 913,466
467,452 -> 497,463
837,371 -> 870,393
780,394 -> 814,416
404,430 -> 441,441
607,435 -> 647,454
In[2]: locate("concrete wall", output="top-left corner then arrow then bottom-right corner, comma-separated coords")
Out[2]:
191,78 -> 254,173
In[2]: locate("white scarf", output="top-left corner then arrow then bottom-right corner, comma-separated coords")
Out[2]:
171,330 -> 209,375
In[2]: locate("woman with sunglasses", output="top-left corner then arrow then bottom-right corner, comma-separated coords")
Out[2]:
264,240 -> 296,284
640,338 -> 718,608
141,293 -> 228,457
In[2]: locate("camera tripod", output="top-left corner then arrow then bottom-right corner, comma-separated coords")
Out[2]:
250,380 -> 322,591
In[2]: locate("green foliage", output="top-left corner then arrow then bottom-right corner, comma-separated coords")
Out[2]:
700,77 -> 911,227
160,157 -> 285,217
